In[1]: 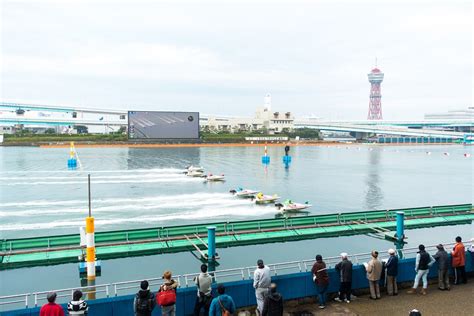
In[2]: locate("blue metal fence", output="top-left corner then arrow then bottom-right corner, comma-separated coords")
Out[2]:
4,251 -> 473,316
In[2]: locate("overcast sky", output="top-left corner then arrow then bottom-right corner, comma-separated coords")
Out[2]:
1,0 -> 472,120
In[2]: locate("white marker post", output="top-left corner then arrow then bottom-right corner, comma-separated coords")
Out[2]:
85,174 -> 95,280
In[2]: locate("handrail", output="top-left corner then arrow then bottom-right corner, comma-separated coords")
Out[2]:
0,241 -> 463,310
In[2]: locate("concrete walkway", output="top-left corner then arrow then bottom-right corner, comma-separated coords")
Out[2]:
282,281 -> 473,316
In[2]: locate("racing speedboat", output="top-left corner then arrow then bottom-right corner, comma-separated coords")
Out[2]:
205,174 -> 225,182
275,200 -> 312,212
230,188 -> 259,198
252,193 -> 280,204
186,170 -> 205,177
185,165 -> 204,173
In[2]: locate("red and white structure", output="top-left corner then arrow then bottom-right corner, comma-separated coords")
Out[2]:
367,67 -> 384,120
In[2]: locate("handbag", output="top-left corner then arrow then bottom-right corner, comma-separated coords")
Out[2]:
157,285 -> 176,306
218,297 -> 231,316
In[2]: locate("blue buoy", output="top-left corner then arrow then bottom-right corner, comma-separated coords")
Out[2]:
68,158 -> 77,169
78,260 -> 101,274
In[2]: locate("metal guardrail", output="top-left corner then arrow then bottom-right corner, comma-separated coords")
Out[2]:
0,241 -> 461,310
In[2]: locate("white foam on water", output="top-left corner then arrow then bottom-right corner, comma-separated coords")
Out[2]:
0,196 -> 251,217
0,192 -> 233,208
1,177 -> 203,186
0,204 -> 278,231
0,173 -> 185,181
0,168 -> 184,175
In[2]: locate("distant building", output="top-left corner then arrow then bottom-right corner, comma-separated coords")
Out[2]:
1,97 -> 296,135
200,94 -> 294,134
424,107 -> 473,120
0,102 -> 126,134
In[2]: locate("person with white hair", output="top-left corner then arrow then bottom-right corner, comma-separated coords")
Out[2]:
385,249 -> 399,295
334,252 -> 353,303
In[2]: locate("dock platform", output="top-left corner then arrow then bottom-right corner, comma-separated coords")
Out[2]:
1,203 -> 472,270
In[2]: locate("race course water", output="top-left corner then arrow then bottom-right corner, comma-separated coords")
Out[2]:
0,144 -> 472,296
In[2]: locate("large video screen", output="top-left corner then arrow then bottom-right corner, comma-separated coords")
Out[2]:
128,111 -> 199,139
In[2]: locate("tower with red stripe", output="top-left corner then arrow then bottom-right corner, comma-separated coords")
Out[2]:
367,67 -> 384,120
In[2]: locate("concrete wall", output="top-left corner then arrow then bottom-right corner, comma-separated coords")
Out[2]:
5,252 -> 473,316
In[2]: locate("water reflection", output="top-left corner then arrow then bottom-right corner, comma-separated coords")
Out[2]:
365,149 -> 383,209
126,147 -> 201,169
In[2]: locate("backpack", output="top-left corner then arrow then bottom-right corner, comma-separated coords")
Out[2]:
136,296 -> 152,313
157,285 -> 176,306
218,297 -> 231,316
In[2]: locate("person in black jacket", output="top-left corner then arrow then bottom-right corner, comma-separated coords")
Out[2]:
385,249 -> 399,295
262,283 -> 283,316
334,252 -> 353,303
134,280 -> 156,316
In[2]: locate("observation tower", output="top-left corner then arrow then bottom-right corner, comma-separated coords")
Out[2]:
367,67 -> 384,120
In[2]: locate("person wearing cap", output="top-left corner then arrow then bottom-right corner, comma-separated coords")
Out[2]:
334,252 -> 353,303
366,250 -> 383,299
67,290 -> 88,315
451,236 -> 467,285
262,283 -> 283,316
433,244 -> 450,290
209,284 -> 236,316
159,271 -> 179,316
253,259 -> 271,315
407,244 -> 433,295
311,254 -> 329,308
134,280 -> 156,316
385,249 -> 399,295
40,292 -> 65,316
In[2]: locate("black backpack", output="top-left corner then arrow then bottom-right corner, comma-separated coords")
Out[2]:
136,295 -> 152,313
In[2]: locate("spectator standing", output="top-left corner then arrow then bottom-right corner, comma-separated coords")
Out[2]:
366,251 -> 383,299
194,264 -> 213,316
67,290 -> 88,315
158,271 -> 179,316
385,249 -> 399,296
253,259 -> 271,315
209,284 -> 236,316
407,245 -> 433,295
433,244 -> 450,290
334,252 -> 353,303
311,254 -> 329,309
134,280 -> 156,316
451,236 -> 467,285
262,283 -> 283,316
40,292 -> 65,316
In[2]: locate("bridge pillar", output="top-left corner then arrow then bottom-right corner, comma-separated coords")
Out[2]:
350,132 -> 370,140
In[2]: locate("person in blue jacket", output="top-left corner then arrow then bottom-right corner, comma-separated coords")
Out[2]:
209,284 -> 236,316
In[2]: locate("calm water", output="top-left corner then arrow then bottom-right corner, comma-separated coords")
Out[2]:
0,144 -> 472,297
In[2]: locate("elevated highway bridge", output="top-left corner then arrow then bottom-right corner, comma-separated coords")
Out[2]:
1,102 -> 472,139
294,120 -> 469,139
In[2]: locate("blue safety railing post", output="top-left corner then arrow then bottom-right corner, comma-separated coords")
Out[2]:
396,211 -> 404,241
207,226 -> 216,262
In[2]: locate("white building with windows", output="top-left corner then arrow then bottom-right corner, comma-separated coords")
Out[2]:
201,94 -> 295,133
